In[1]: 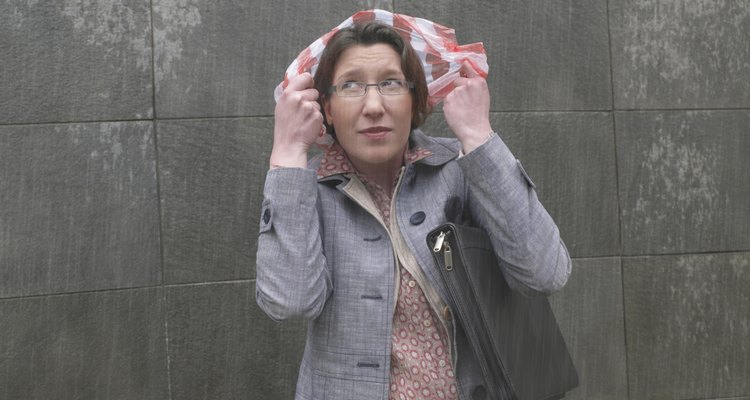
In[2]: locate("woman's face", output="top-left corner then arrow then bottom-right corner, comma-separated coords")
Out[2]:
324,44 -> 413,173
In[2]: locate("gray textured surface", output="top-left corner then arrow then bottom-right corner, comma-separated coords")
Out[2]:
549,258 -> 628,400
0,288 -> 168,400
153,0 -> 372,118
166,281 -> 305,400
623,253 -> 750,399
397,0 -> 612,111
610,0 -> 750,109
0,1 -> 153,124
157,118 -> 273,284
617,111 -> 750,256
0,122 -> 161,298
424,112 -> 620,258
3,1 -> 749,399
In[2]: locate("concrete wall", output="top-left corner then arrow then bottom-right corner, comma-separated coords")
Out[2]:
1,1 -> 748,399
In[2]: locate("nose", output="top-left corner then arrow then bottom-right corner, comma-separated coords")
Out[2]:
362,86 -> 385,118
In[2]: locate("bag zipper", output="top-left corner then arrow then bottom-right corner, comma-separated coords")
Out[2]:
433,231 -> 453,271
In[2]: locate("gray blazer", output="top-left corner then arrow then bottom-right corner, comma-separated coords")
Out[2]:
256,130 -> 571,400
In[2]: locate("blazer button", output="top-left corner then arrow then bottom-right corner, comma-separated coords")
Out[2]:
409,211 -> 426,225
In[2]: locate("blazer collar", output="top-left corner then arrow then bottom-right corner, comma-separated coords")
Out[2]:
409,129 -> 460,167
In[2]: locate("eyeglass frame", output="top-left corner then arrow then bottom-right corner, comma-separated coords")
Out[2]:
327,80 -> 415,97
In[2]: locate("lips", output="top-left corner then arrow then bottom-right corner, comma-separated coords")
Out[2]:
359,126 -> 392,139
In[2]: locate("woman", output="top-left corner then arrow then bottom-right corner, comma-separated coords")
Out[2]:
256,22 -> 571,400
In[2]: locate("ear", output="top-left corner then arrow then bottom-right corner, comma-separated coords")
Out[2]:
323,99 -> 334,125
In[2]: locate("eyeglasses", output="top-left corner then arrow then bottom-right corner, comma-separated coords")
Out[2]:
328,80 -> 414,97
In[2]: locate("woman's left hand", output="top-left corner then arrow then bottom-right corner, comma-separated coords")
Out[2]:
443,62 -> 493,154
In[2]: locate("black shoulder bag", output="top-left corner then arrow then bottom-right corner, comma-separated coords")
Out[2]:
427,223 -> 579,400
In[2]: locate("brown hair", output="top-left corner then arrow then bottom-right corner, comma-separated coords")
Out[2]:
314,22 -> 430,137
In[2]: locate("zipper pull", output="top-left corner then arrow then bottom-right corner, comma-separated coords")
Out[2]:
433,231 -> 446,252
444,243 -> 453,271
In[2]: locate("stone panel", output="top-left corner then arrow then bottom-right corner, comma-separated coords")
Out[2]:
706,398 -> 750,400
610,0 -> 750,109
423,112 -> 620,258
0,1 -> 153,124
0,288 -> 168,400
0,122 -> 161,298
157,118 -> 273,283
623,253 -> 750,399
153,0 -> 375,118
549,258 -> 628,400
616,111 -> 750,255
397,0 -> 612,111
167,281 -> 306,400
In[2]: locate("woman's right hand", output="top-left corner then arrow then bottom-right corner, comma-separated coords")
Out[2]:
269,73 -> 323,169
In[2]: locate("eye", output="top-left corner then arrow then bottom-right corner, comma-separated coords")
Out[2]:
340,81 -> 360,90
378,80 -> 411,95
380,80 -> 401,87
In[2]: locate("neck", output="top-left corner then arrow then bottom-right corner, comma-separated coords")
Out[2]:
352,155 -> 404,193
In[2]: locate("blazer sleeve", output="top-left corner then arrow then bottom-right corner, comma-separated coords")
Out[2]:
456,133 -> 571,296
255,167 -> 331,321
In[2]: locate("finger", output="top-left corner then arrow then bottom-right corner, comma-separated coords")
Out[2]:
287,72 -> 315,92
297,88 -> 320,102
453,76 -> 469,87
459,61 -> 480,79
307,101 -> 320,112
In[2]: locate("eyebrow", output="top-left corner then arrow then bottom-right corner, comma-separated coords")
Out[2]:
334,68 -> 405,82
